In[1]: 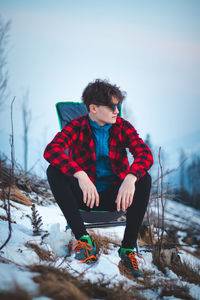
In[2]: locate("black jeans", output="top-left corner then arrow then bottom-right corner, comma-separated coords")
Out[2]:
47,165 -> 151,249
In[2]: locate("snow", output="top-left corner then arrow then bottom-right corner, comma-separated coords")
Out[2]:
0,198 -> 200,299
0,262 -> 39,293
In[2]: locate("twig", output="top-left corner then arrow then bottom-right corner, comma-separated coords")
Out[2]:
159,147 -> 165,250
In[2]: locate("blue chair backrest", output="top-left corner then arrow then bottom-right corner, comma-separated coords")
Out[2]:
56,102 -> 88,129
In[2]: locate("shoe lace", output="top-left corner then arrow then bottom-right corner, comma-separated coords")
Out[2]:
127,252 -> 146,270
69,240 -> 97,263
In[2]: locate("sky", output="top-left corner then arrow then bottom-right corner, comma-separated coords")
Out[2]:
0,0 -> 199,175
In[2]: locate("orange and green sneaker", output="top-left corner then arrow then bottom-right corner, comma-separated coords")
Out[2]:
69,235 -> 97,264
118,247 -> 145,278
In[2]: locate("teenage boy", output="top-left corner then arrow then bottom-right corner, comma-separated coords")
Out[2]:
44,79 -> 153,278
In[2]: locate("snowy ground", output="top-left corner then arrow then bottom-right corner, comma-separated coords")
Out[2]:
0,196 -> 200,299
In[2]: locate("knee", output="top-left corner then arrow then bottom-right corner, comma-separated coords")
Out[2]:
137,172 -> 152,190
46,165 -> 61,182
144,172 -> 152,186
46,164 -> 54,180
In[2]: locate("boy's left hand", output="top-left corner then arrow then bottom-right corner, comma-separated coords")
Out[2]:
115,174 -> 137,212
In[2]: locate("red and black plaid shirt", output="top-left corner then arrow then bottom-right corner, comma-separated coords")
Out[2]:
44,115 -> 153,182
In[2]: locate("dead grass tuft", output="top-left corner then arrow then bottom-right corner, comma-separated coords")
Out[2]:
181,246 -> 200,260
152,246 -> 200,286
118,262 -> 195,299
29,264 -> 147,300
159,284 -> 195,300
0,284 -> 31,300
169,258 -> 200,286
0,185 -> 32,206
0,215 -> 9,221
30,264 -> 88,300
25,242 -> 56,262
88,230 -> 119,254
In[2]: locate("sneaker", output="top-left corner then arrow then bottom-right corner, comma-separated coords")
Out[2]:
118,247 -> 145,278
69,235 -> 97,264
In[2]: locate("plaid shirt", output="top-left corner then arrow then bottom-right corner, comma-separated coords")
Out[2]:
44,115 -> 153,182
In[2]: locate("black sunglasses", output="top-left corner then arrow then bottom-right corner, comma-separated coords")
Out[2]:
107,103 -> 121,112
94,103 -> 121,112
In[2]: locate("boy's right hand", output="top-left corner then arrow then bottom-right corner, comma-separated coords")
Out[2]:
73,171 -> 99,209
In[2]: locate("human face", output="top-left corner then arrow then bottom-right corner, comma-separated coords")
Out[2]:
89,97 -> 120,126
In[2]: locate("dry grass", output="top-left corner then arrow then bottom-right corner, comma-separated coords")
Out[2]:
0,215 -> 9,221
169,258 -> 200,286
88,230 -> 119,254
9,185 -> 32,206
25,242 -> 56,262
181,246 -> 200,260
117,263 -> 196,300
151,245 -> 200,286
0,284 -> 31,300
159,284 -> 195,300
194,247 -> 200,259
29,264 -> 147,300
0,155 -> 53,204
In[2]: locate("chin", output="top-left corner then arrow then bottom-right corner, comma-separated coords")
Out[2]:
111,117 -> 117,123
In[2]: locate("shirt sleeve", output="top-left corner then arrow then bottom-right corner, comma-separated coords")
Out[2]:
122,120 -> 154,180
43,122 -> 83,176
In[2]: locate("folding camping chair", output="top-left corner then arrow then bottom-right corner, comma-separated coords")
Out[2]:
56,101 -> 126,229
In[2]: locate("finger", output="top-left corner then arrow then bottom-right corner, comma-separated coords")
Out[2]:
86,192 -> 92,207
128,194 -> 133,207
90,193 -> 96,208
95,191 -> 99,207
123,193 -> 130,211
83,190 -> 87,204
122,195 -> 127,212
116,194 -> 122,212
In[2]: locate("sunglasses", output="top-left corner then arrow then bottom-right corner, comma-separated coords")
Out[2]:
94,103 -> 121,112
107,103 -> 121,112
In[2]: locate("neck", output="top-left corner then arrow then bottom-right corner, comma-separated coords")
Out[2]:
89,112 -> 106,127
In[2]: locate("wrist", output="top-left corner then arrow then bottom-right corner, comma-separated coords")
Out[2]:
73,171 -> 86,179
126,173 -> 137,183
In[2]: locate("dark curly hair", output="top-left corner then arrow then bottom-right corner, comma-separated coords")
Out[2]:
82,79 -> 126,111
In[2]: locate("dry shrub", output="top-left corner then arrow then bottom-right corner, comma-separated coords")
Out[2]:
0,284 -> 31,300
30,264 -> 146,300
138,222 -> 156,246
151,244 -> 181,274
88,230 -> 119,254
25,242 -> 55,262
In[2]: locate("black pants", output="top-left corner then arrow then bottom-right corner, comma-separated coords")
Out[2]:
47,165 -> 151,249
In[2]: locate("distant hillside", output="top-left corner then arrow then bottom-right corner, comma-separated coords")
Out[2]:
162,129 -> 200,155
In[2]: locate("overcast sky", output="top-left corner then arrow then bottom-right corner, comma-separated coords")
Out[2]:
0,0 -> 199,173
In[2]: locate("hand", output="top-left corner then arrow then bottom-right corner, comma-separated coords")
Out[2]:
73,171 -> 99,209
115,174 -> 137,212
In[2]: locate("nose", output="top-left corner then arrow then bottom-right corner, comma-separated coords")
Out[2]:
114,106 -> 119,114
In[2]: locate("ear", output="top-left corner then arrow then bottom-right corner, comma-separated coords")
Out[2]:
89,104 -> 97,113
